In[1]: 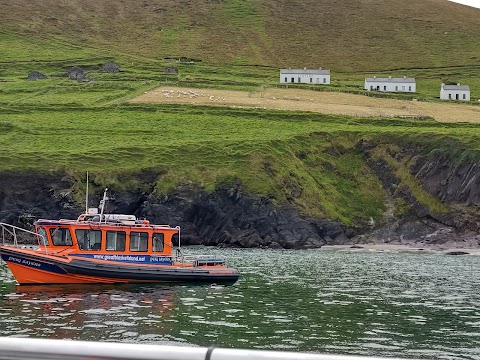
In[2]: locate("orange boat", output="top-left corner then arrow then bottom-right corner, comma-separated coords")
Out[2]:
0,191 -> 239,285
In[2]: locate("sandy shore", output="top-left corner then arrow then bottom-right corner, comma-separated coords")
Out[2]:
320,244 -> 480,254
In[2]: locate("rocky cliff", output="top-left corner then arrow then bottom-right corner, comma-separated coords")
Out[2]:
1,140 -> 479,249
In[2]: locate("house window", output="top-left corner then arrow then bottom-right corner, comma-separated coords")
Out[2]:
323,78 -> 326,83
409,86 -> 412,91
395,86 -> 398,91
291,77 -> 294,83
384,86 -> 387,91
402,86 -> 405,91
449,94 -> 452,99
463,94 -> 466,100
284,77 -> 287,82
152,233 -> 165,252
456,94 -> 459,100
106,231 -> 126,251
75,229 -> 102,250
310,78 -> 312,83
50,228 -> 73,246
298,77 -> 301,82
130,232 -> 148,252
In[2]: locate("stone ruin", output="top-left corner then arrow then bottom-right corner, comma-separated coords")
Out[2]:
164,67 -> 178,74
67,67 -> 86,81
102,61 -> 120,73
27,71 -> 47,80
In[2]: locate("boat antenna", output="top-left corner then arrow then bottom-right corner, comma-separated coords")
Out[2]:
85,171 -> 89,214
99,188 -> 108,222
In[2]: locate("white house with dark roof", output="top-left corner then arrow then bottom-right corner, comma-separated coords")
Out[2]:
280,68 -> 330,85
440,83 -> 470,101
364,76 -> 416,93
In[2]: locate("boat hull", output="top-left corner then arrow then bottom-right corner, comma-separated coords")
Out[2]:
0,247 -> 239,285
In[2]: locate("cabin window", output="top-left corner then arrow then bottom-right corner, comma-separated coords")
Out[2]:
50,227 -> 73,246
310,78 -> 312,83
152,233 -> 165,252
284,77 -> 287,82
409,86 -> 412,91
37,227 -> 49,246
130,232 -> 148,252
106,231 -> 126,251
384,86 -> 387,91
75,229 -> 102,250
463,94 -> 466,100
323,78 -> 326,84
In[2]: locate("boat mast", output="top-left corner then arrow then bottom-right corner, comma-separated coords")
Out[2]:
85,171 -> 89,214
100,188 -> 108,222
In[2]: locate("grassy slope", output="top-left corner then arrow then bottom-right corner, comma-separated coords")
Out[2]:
0,0 -> 480,226
0,0 -> 479,71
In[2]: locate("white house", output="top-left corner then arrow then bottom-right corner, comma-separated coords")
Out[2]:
280,68 -> 330,85
364,76 -> 416,93
440,83 -> 470,101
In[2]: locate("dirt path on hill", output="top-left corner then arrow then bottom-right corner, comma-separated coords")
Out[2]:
130,87 -> 480,123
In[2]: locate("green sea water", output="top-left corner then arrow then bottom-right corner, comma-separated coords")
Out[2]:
1,247 -> 479,359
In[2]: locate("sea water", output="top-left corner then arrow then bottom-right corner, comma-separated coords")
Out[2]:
1,247 -> 479,359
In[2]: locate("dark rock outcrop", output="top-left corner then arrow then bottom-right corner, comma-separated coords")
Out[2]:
103,61 -> 120,73
27,71 -> 47,80
67,67 -> 86,81
139,183 -> 346,249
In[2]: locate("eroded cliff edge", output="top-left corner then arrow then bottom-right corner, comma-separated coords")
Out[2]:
0,138 -> 479,249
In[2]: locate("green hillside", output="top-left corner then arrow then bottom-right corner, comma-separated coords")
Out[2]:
0,0 -> 479,70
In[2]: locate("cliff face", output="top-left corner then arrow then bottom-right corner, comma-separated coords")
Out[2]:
355,140 -> 480,248
1,141 -> 479,249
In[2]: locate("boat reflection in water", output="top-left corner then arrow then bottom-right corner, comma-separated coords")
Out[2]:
1,283 -> 178,341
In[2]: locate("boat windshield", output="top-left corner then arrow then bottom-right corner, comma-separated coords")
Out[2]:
37,227 -> 49,246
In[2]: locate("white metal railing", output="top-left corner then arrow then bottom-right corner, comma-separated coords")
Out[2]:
0,223 -> 47,255
0,337 -> 416,360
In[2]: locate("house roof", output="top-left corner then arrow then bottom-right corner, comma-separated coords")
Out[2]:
365,77 -> 416,83
280,69 -> 330,75
442,84 -> 470,91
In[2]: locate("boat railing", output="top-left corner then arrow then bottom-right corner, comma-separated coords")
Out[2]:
180,254 -> 227,267
0,337 -> 418,360
0,222 -> 48,255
